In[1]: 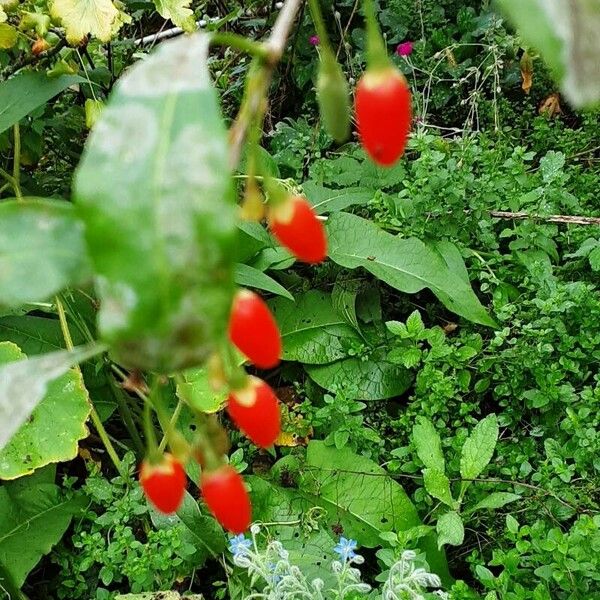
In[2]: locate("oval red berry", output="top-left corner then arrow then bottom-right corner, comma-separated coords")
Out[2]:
229,290 -> 281,369
140,453 -> 186,514
228,376 -> 281,448
201,465 -> 251,534
355,68 -> 412,166
269,196 -> 327,264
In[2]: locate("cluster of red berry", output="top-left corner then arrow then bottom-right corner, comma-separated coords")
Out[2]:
139,211 -> 328,532
139,29 -> 412,534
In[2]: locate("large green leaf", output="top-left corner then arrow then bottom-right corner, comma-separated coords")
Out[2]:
0,479 -> 84,587
0,315 -> 83,354
327,212 -> 495,327
234,263 -> 293,300
300,441 -> 450,582
0,199 -> 91,308
0,72 -> 84,134
248,476 -> 338,587
302,181 -> 373,215
0,342 -> 100,452
176,367 -> 226,414
301,441 -> 420,544
269,291 -> 362,364
0,343 -> 91,479
305,349 -> 412,400
74,33 -> 237,372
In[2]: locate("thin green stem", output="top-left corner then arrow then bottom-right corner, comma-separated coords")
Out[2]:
158,397 -> 183,453
211,32 -> 270,60
363,0 -> 390,70
55,295 -> 125,477
307,0 -> 333,55
107,375 -> 145,455
0,167 -> 19,198
12,124 -> 22,200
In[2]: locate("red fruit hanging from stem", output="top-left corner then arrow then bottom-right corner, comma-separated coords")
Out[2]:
268,195 -> 327,264
228,376 -> 281,448
200,465 -> 251,534
140,453 -> 186,514
229,289 -> 281,369
355,68 -> 412,166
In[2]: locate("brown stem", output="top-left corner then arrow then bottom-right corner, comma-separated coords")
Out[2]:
490,210 -> 600,226
228,0 -> 305,169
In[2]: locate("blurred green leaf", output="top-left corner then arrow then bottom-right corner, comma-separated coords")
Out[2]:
0,73 -> 84,134
75,34 -> 237,372
0,199 -> 91,308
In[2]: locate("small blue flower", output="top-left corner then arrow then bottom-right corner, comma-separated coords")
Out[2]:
228,534 -> 252,557
333,536 -> 358,561
267,562 -> 282,584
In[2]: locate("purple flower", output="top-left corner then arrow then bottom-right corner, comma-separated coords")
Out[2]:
309,35 -> 320,46
396,41 -> 414,57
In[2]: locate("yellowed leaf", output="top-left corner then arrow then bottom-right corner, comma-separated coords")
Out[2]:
50,0 -> 121,43
520,50 -> 534,94
0,23 -> 17,48
445,48 -> 457,68
539,93 -> 562,117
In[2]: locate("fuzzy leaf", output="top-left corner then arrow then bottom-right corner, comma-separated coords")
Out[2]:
75,34 -> 236,372
413,417 -> 445,472
437,511 -> 464,548
423,468 -> 455,508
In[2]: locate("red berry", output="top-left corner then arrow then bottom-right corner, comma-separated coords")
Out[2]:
268,196 -> 327,264
140,453 -> 186,514
355,67 -> 412,166
200,465 -> 251,533
228,376 -> 281,448
229,289 -> 281,369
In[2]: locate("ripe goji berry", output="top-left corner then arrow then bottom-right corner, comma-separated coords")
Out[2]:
140,453 -> 186,514
355,67 -> 412,166
229,289 -> 281,369
268,196 -> 327,264
228,376 -> 281,448
201,465 -> 251,533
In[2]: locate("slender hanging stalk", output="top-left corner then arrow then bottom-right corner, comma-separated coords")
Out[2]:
55,295 -> 125,477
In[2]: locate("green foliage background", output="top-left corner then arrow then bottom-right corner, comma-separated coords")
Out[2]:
0,1 -> 598,599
